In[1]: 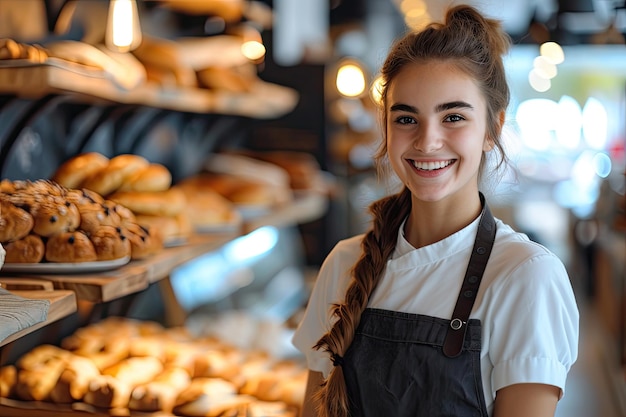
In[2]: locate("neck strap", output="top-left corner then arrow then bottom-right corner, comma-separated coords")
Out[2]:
443,193 -> 496,358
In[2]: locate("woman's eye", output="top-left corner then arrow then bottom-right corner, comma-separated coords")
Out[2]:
395,116 -> 416,124
445,114 -> 465,123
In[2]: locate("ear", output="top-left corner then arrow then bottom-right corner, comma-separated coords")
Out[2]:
483,110 -> 505,152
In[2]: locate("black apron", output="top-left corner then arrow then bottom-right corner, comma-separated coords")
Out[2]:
342,197 -> 496,417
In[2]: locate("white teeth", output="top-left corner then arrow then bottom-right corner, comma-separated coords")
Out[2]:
412,160 -> 453,171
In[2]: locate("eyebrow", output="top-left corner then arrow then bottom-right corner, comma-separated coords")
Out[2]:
389,101 -> 474,113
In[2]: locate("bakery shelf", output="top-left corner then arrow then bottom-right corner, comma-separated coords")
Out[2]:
0,397 -> 175,417
0,60 -> 298,119
0,190 -> 327,304
1,232 -> 239,303
242,189 -> 330,234
0,278 -> 55,291
0,289 -> 77,348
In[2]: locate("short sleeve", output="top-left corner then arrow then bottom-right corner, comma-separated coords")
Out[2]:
291,236 -> 362,377
489,253 -> 579,397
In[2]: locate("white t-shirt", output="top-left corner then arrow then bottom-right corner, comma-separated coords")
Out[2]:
292,213 -> 579,416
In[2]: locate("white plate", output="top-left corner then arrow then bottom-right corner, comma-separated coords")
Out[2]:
195,222 -> 242,234
236,204 -> 271,220
0,256 -> 131,274
163,237 -> 188,248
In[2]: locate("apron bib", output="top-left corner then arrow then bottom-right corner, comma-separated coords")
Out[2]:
343,195 -> 496,417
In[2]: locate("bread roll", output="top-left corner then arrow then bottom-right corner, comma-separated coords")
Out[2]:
108,187 -> 186,217
173,378 -> 253,417
3,234 -> 45,263
82,154 -> 149,196
122,222 -> 163,260
0,200 -> 34,242
0,365 -> 17,398
51,152 -> 110,189
14,345 -> 71,401
117,163 -> 172,193
134,213 -> 190,244
179,174 -> 275,206
31,199 -> 80,237
83,374 -> 132,409
49,355 -> 101,403
178,184 -> 241,231
128,367 -> 191,412
89,225 -> 131,261
45,231 -> 98,263
75,201 -> 122,234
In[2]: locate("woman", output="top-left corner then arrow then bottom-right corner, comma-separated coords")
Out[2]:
292,4 -> 579,417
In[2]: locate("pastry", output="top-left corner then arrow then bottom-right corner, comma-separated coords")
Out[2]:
108,187 -> 186,217
122,222 -> 163,260
82,153 -> 149,196
172,377 -> 252,417
117,163 -> 172,193
3,234 -> 45,263
0,200 -> 34,242
128,367 -> 191,412
89,225 -> 131,261
31,198 -> 80,237
49,355 -> 101,403
0,365 -> 17,398
51,152 -> 110,189
45,231 -> 98,263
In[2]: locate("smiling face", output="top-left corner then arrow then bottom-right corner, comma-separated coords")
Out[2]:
386,61 -> 493,206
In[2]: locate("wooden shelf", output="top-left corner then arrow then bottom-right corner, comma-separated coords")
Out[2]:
243,190 -> 329,233
0,289 -> 76,348
0,189 -> 327,354
0,60 -> 298,119
3,232 -> 238,303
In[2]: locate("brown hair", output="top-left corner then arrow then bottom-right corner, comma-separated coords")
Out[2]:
312,5 -> 512,417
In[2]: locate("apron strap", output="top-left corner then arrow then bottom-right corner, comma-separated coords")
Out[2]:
443,193 -> 496,358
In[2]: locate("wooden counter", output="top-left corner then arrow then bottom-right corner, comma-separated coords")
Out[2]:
0,289 -> 76,348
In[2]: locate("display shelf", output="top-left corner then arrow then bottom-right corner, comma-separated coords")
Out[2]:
0,190 -> 327,304
242,189 -> 330,233
0,289 -> 76,348
0,278 -> 54,291
3,232 -> 239,303
0,397 -> 174,417
0,60 -> 298,119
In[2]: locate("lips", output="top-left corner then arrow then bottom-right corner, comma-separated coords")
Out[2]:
410,159 -> 454,171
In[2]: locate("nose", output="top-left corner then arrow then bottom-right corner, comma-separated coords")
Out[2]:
413,122 -> 442,153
